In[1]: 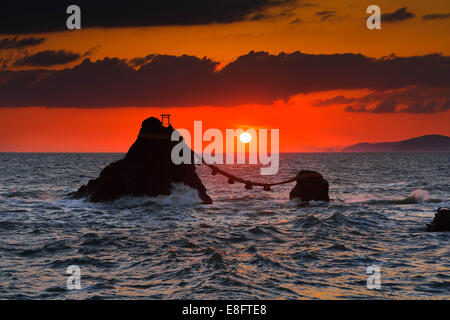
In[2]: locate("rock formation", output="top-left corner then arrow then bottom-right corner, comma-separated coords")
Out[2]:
68,117 -> 212,204
289,170 -> 330,202
426,208 -> 450,232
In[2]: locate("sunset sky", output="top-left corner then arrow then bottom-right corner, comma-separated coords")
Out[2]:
0,0 -> 449,152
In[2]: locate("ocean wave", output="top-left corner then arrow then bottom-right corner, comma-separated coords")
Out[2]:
1,153 -> 449,299
293,214 -> 323,228
405,189 -> 430,202
345,189 -> 443,205
151,183 -> 203,207
57,183 -> 202,210
0,221 -> 18,231
325,211 -> 349,224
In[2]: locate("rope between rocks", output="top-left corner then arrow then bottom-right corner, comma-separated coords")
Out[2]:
138,132 -> 316,192
194,153 -> 318,191
203,163 -> 300,191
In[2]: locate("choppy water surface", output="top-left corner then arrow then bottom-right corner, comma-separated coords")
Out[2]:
0,153 -> 448,299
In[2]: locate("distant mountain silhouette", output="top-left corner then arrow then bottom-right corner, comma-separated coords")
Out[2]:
342,135 -> 450,152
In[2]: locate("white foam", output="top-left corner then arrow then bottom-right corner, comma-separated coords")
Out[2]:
55,183 -> 202,210
103,183 -> 202,208
152,183 -> 202,207
406,189 -> 430,203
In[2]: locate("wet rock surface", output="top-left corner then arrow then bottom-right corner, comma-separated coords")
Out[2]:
289,170 -> 330,202
426,208 -> 450,232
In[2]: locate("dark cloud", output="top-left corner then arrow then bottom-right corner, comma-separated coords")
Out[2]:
313,95 -> 355,107
0,36 -> 45,50
290,18 -> 303,24
315,10 -> 337,21
0,0 -> 301,34
129,54 -> 158,67
381,7 -> 415,23
248,9 -> 294,22
402,101 -> 438,114
423,13 -> 450,20
344,105 -> 368,113
298,3 -> 318,8
346,99 -> 450,114
439,100 -> 450,112
315,10 -> 335,16
328,86 -> 450,114
371,98 -> 398,113
314,9 -> 345,22
0,51 -> 449,108
247,1 -> 298,21
13,50 -> 82,67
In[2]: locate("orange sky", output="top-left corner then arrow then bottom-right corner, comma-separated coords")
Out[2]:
1,91 -> 449,152
0,0 -> 449,152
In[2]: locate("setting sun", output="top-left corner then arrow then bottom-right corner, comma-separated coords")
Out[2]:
239,132 -> 252,144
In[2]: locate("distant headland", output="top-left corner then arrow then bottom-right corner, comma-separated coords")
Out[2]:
342,135 -> 450,152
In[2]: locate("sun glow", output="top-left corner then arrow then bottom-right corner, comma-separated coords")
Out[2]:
239,131 -> 252,144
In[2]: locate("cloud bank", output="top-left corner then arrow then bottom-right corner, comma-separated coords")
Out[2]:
13,50 -> 83,67
381,7 -> 415,23
422,13 -> 450,20
317,86 -> 450,114
0,0 -> 300,34
0,51 -> 449,111
0,36 -> 46,50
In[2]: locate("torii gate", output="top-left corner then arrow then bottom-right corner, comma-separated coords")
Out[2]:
160,114 -> 171,127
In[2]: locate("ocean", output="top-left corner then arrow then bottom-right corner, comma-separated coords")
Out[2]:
0,153 -> 448,299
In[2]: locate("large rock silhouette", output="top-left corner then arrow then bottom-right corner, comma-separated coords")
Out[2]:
289,170 -> 330,202
68,117 -> 212,204
426,208 -> 450,232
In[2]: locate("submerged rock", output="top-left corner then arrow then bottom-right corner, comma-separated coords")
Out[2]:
289,170 -> 330,202
426,208 -> 450,232
68,117 -> 212,204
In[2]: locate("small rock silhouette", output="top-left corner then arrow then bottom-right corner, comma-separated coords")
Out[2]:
289,170 -> 330,202
426,208 -> 450,232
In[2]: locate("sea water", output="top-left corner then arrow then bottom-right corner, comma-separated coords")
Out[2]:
0,153 -> 448,299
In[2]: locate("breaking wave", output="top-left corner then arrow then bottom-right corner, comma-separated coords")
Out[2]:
74,183 -> 203,209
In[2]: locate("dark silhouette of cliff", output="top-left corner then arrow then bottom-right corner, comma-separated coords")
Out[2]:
289,170 -> 330,202
68,117 -> 212,204
342,135 -> 450,152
